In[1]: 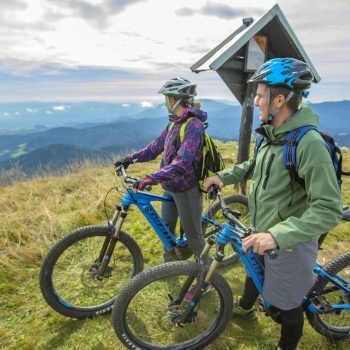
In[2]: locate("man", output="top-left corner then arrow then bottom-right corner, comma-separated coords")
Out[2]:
203,58 -> 343,350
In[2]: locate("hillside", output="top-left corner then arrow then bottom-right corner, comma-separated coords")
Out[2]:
1,141 -> 350,349
1,100 -> 350,176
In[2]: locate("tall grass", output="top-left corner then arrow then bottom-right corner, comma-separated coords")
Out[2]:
0,141 -> 349,349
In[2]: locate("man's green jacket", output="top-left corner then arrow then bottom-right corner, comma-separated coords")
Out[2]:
218,105 -> 343,249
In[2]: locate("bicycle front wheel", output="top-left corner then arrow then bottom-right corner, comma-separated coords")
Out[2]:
112,261 -> 233,350
40,225 -> 143,319
306,251 -> 350,340
204,194 -> 249,267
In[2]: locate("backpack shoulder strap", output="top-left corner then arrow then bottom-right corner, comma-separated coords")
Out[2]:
282,125 -> 316,203
179,116 -> 196,143
283,125 -> 316,171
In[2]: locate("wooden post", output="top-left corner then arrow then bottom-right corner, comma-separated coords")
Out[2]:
236,79 -> 256,194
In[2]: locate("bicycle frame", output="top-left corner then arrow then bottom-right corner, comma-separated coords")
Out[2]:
178,191 -> 350,324
120,188 -> 185,250
97,184 -> 222,279
215,224 -> 350,313
307,264 -> 350,313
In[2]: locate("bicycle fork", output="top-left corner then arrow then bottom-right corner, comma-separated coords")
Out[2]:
95,204 -> 128,279
170,235 -> 224,326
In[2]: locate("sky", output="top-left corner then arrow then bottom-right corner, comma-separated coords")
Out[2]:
0,0 -> 349,104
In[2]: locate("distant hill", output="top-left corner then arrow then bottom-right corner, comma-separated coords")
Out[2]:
1,99 -> 350,175
0,101 -> 150,133
0,144 -> 110,175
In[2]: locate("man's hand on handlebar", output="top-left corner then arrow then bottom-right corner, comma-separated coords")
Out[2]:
242,232 -> 278,255
203,175 -> 224,192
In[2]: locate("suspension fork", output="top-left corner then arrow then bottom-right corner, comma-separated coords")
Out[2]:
175,235 -> 224,326
96,204 -> 128,278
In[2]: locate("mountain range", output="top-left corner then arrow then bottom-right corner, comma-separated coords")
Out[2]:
0,99 -> 349,176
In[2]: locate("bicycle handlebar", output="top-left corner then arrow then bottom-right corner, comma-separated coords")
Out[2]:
115,165 -> 152,191
208,185 -> 278,259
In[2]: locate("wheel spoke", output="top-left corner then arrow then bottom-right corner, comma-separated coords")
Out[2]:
118,266 -> 228,349
52,235 -> 135,308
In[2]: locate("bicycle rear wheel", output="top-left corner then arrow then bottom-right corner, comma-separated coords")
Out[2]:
306,251 -> 350,340
112,261 -> 233,350
203,194 -> 249,267
40,225 -> 143,319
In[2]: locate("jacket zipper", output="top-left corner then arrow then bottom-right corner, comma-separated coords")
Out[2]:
253,145 -> 270,226
262,153 -> 275,190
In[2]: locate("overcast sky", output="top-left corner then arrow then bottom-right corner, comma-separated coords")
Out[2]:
0,0 -> 349,104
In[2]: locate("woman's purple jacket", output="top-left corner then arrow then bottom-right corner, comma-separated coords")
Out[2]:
126,107 -> 207,192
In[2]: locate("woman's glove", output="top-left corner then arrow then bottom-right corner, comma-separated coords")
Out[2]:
133,176 -> 157,191
114,158 -> 131,169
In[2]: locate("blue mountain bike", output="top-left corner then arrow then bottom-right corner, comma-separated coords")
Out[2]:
39,167 -> 249,319
112,187 -> 350,350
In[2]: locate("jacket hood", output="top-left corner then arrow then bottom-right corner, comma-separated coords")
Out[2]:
173,107 -> 207,124
258,104 -> 319,141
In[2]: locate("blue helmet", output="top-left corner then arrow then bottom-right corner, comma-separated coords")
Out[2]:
247,58 -> 314,91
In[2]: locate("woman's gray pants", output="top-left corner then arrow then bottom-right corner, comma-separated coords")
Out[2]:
161,187 -> 204,261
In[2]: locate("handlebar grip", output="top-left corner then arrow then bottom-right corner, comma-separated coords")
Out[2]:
208,185 -> 219,200
144,184 -> 152,191
266,249 -> 278,259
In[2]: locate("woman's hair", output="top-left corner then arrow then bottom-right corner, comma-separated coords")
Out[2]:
175,96 -> 202,108
269,86 -> 302,111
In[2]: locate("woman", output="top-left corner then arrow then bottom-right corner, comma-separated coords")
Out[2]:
114,77 -> 207,263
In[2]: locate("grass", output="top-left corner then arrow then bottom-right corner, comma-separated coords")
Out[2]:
0,141 -> 350,349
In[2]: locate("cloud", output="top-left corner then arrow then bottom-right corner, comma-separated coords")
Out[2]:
175,7 -> 196,16
0,0 -> 27,12
140,101 -> 153,107
45,0 -> 147,28
200,2 -> 263,19
176,45 -> 208,55
52,105 -> 70,111
176,2 -> 264,20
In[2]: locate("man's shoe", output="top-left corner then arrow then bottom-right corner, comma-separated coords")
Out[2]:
232,296 -> 257,320
184,283 -> 213,302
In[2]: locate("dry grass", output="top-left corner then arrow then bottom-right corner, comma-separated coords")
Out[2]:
0,141 -> 349,350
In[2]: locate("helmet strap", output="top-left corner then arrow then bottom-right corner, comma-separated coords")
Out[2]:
266,88 -> 294,124
285,90 -> 294,103
266,87 -> 274,124
170,99 -> 182,115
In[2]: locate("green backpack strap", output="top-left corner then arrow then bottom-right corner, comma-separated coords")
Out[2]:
168,117 -> 195,140
179,117 -> 195,142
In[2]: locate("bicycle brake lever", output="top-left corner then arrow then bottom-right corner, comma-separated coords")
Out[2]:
144,184 -> 152,191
